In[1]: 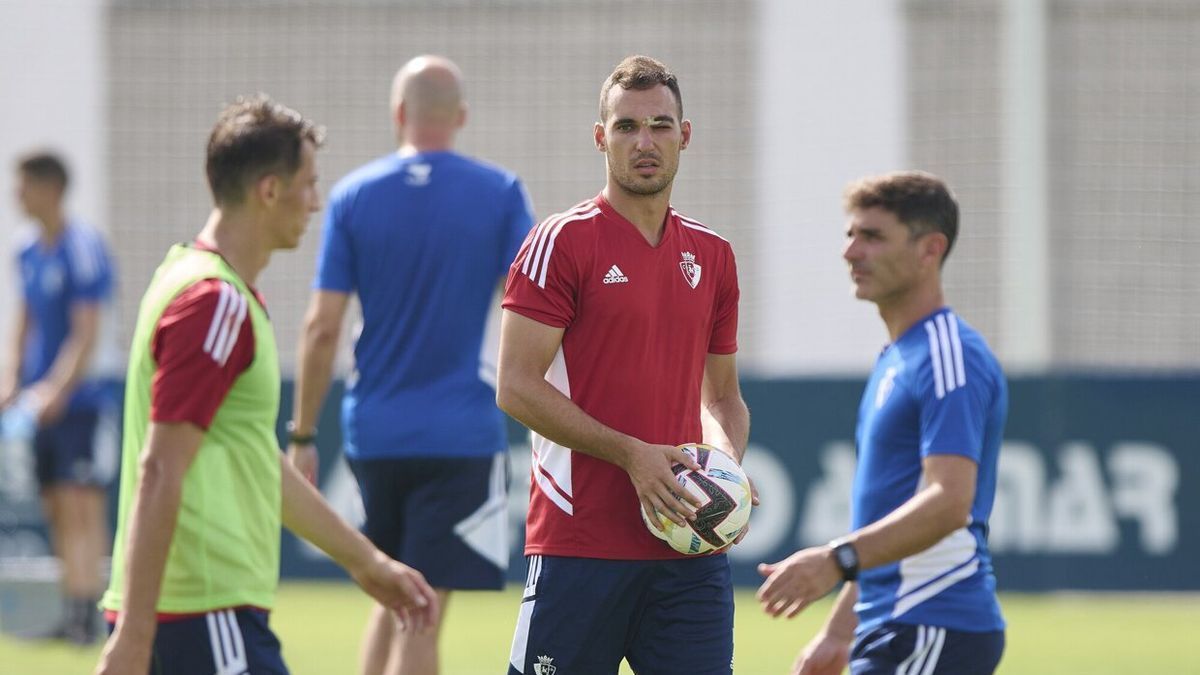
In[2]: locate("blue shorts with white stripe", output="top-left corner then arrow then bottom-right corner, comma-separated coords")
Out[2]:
107,607 -> 287,675
508,554 -> 733,675
851,621 -> 1004,675
348,453 -> 508,590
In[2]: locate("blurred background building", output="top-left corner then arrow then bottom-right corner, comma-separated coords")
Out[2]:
4,0 -> 1197,375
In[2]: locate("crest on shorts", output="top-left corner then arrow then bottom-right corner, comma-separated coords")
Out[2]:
679,251 -> 702,289
534,655 -> 557,675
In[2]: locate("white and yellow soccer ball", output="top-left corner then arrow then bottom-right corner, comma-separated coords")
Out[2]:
641,443 -> 753,555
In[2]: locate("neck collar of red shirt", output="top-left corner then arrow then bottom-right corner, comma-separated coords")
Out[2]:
593,193 -> 676,249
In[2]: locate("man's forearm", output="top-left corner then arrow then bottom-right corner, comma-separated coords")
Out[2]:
822,582 -> 859,641
39,305 -> 98,396
702,395 -> 750,461
280,455 -> 377,572
846,483 -> 969,570
4,309 -> 28,386
499,374 -> 637,468
292,322 -> 339,433
42,334 -> 95,395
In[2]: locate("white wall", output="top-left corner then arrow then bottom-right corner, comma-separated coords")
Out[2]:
0,0 -> 106,372
753,0 -> 906,375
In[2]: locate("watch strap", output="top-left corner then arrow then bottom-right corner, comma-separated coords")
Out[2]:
286,421 -> 317,445
829,538 -> 860,582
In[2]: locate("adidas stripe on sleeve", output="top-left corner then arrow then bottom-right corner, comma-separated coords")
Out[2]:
923,312 -> 966,400
504,203 -> 599,328
516,202 -> 598,289
917,311 -> 988,463
150,278 -> 258,429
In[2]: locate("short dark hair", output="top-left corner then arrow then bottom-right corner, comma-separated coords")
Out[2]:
599,55 -> 683,122
205,94 -> 324,206
844,171 -> 959,261
17,151 -> 69,192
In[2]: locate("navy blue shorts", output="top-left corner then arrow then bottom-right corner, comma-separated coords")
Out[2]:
851,622 -> 1005,675
107,608 -> 288,675
34,409 -> 111,488
508,554 -> 734,675
348,453 -> 508,590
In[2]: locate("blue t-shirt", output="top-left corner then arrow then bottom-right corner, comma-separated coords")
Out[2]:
17,221 -> 115,411
852,307 -> 1007,634
315,151 -> 534,459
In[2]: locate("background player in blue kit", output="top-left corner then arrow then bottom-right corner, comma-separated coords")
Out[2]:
288,55 -> 535,675
757,171 -> 1006,675
2,151 -> 115,644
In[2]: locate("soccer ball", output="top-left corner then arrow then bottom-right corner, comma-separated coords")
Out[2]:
641,443 -> 753,555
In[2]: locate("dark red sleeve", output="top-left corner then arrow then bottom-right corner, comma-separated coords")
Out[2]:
150,278 -> 256,429
709,245 -> 740,354
501,217 -> 580,328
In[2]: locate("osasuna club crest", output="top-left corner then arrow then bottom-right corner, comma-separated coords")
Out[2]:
679,251 -> 701,289
534,655 -> 557,675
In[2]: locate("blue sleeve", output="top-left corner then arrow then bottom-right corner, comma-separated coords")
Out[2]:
917,348 -> 995,463
69,230 -> 114,303
500,177 -> 535,276
314,188 -> 355,293
16,248 -> 33,303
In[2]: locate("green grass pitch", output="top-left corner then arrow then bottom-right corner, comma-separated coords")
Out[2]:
1,583 -> 1196,673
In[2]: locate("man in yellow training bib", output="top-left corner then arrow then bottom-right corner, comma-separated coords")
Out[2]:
95,95 -> 439,675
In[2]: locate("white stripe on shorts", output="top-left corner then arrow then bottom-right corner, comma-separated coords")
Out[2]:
206,609 -> 249,675
509,555 -> 543,673
919,627 -> 946,675
897,625 -> 946,675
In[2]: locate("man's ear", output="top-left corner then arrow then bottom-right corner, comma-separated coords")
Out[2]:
255,173 -> 281,207
594,121 -> 606,152
922,231 -> 949,267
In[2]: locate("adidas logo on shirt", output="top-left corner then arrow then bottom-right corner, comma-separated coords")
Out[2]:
602,265 -> 629,284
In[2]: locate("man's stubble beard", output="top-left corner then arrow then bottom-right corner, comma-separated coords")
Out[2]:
607,152 -> 678,197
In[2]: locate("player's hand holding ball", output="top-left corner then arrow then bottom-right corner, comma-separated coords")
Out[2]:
641,443 -> 753,555
624,440 -> 704,529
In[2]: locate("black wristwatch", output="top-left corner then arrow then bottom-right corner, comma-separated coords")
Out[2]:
286,421 -> 317,445
829,538 -> 860,582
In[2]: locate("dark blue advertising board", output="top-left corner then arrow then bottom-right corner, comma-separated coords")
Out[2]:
269,375 -> 1197,592
0,376 -> 1193,592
